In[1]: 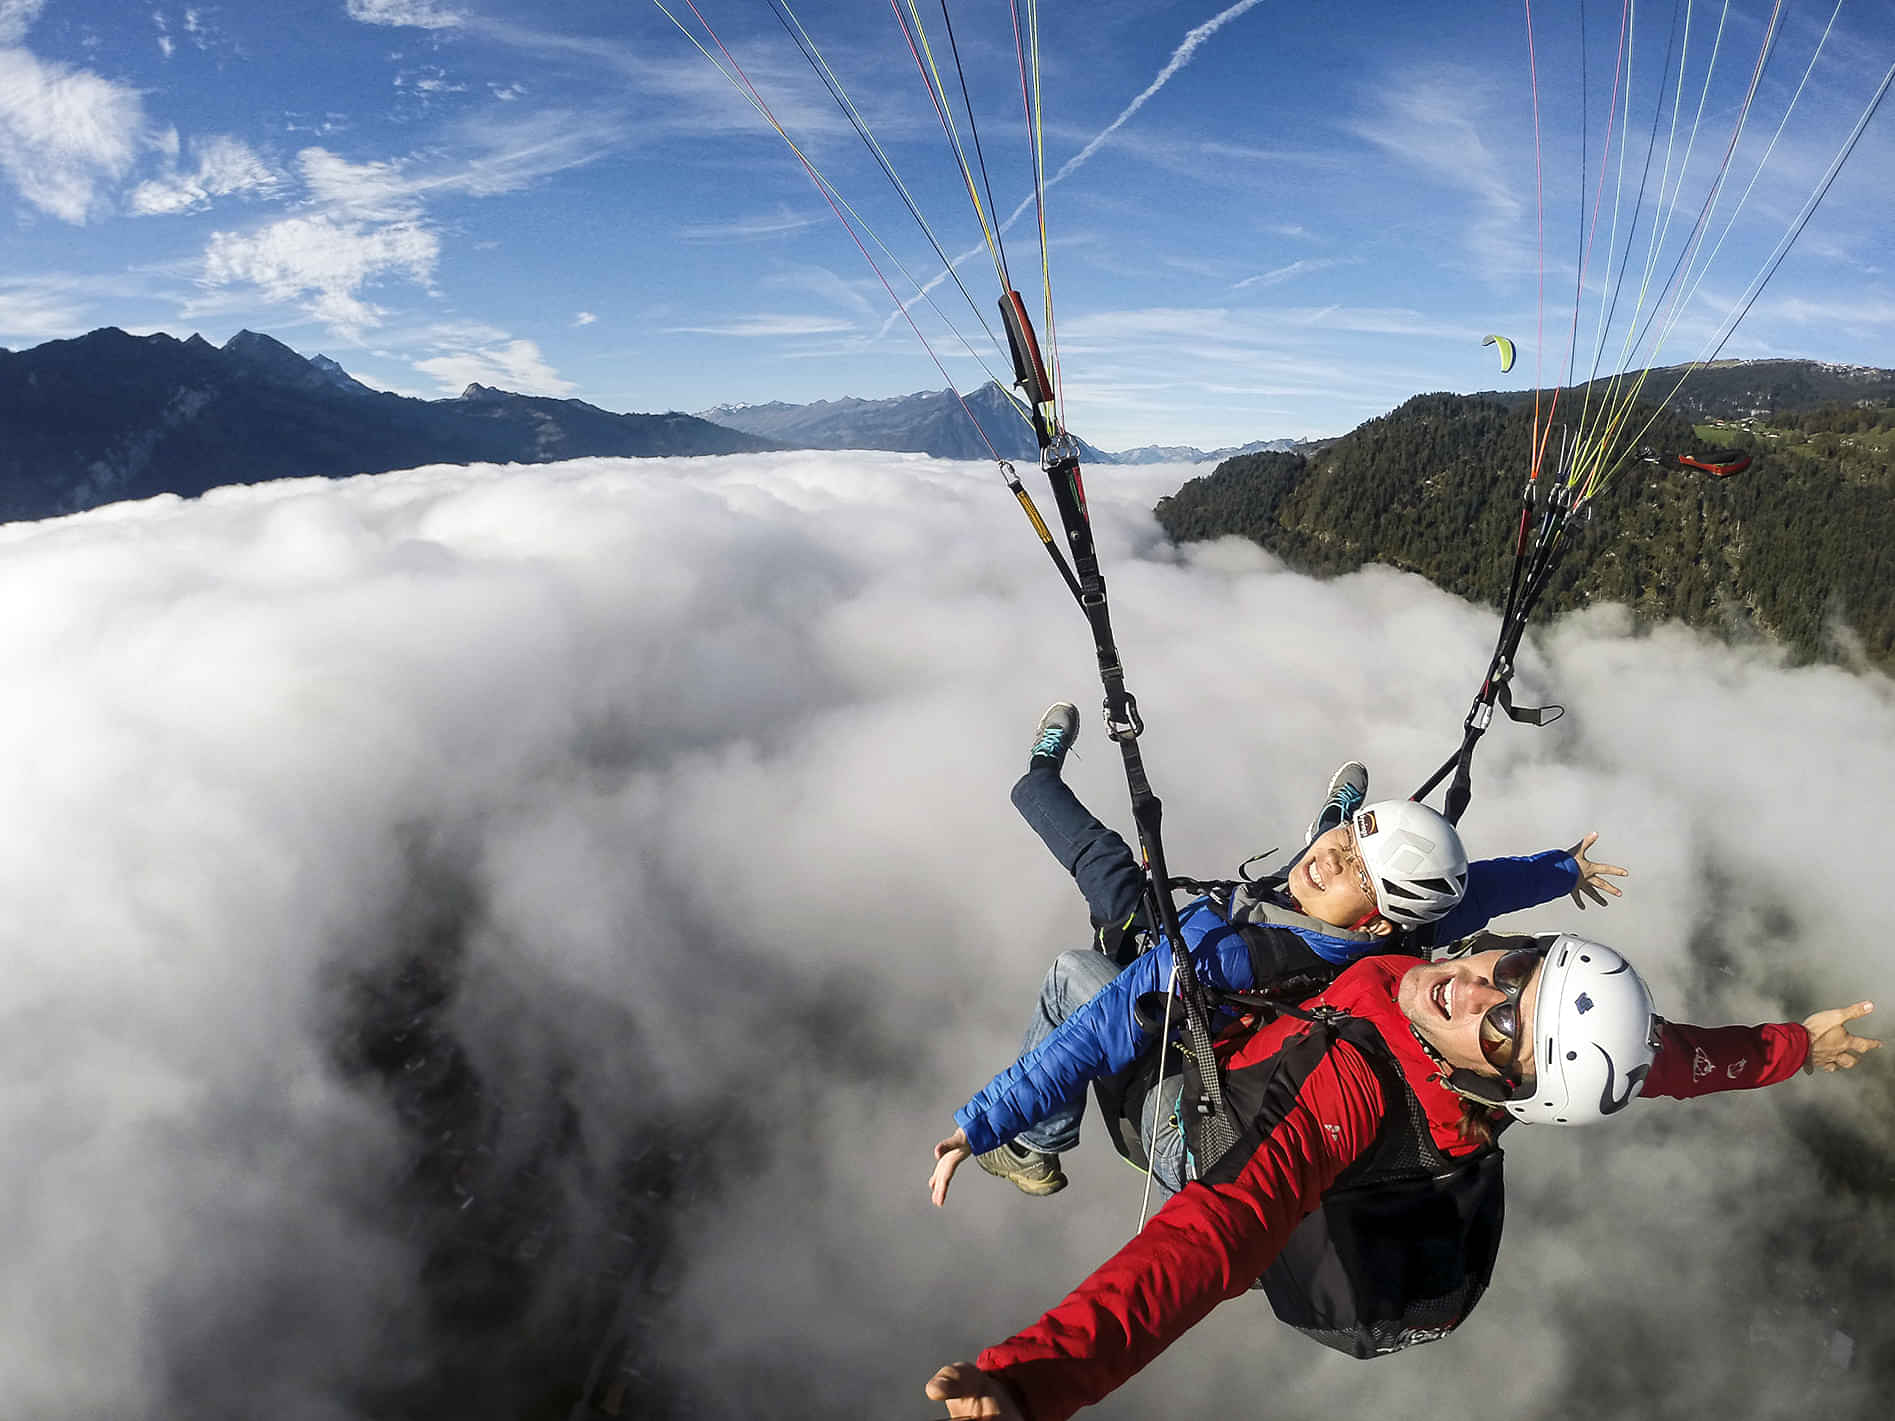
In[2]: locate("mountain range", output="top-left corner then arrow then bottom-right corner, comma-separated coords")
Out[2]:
2,328 -> 1295,528
698,387 -> 1302,465
697,382 -> 1115,464
0,328 -> 781,524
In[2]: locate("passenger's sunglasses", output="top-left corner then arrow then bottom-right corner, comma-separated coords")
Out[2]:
1476,947 -> 1546,1083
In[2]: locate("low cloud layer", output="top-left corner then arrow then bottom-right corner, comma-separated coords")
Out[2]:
0,450 -> 1888,1417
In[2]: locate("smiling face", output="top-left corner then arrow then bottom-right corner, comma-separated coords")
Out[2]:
1398,947 -> 1545,1080
1288,822 -> 1384,930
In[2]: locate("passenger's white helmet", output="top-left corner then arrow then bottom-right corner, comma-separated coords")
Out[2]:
1352,800 -> 1469,929
1502,934 -> 1660,1125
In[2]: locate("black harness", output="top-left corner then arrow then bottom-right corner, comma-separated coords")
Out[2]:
1101,999 -> 1507,1359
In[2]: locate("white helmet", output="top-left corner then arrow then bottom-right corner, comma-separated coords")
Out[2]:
1502,934 -> 1660,1125
1351,800 -> 1469,929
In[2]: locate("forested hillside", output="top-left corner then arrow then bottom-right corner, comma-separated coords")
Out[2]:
1155,392 -> 1895,666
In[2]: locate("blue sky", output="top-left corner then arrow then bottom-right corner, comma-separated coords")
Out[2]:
2,0 -> 1891,448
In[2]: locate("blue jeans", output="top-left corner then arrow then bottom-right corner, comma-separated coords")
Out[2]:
1009,767 -> 1202,1193
1011,949 -> 1189,1197
1010,766 -> 1146,932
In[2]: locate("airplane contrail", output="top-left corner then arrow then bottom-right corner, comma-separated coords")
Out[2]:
880,0 -> 1268,341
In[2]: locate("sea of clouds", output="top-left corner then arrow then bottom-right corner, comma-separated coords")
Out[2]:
0,450 -> 1887,1418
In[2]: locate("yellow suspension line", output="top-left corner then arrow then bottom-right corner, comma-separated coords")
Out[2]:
1585,0 -> 1778,463
1575,0 -> 1783,497
1591,39 -> 1888,500
895,0 -> 1011,296
1580,0 -> 1707,463
650,0 -> 1017,453
1572,0 -> 1650,474
1027,0 -> 1063,429
773,0 -> 1015,380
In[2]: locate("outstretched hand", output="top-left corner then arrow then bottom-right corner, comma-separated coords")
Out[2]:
1803,1001 -> 1880,1074
1568,832 -> 1627,909
931,1128 -> 972,1207
926,1362 -> 1025,1420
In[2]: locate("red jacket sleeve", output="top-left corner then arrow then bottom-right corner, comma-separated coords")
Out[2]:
974,1040 -> 1387,1421
1644,1019 -> 1808,1099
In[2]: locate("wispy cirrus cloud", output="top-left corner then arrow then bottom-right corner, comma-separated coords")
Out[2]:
129,133 -> 282,216
660,315 -> 859,338
300,110 -> 622,218
0,48 -> 147,224
298,148 -> 428,222
1346,66 -> 1533,278
676,207 -> 824,244
0,274 -> 93,345
344,0 -> 462,30
202,215 -> 440,335
198,113 -> 621,338
1753,293 -> 1895,330
413,337 -> 574,395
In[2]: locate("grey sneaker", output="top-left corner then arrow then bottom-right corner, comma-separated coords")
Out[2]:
1028,701 -> 1080,771
1305,761 -> 1369,844
975,1140 -> 1068,1196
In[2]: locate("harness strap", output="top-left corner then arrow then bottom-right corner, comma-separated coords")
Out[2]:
998,289 -> 1236,1166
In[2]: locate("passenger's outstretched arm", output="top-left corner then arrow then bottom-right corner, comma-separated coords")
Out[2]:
1566,832 -> 1627,908
1430,833 -> 1624,942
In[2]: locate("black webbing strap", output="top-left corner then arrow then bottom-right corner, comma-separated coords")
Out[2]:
1412,477 -> 1572,823
998,290 -> 1236,1164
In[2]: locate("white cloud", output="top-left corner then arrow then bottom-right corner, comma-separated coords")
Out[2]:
0,0 -> 45,46
1346,66 -> 1533,278
394,65 -> 468,100
572,311 -> 597,327
0,275 -> 88,345
661,315 -> 859,338
676,207 -> 823,244
1759,294 -> 1895,329
0,48 -> 147,223
128,134 -> 281,216
297,146 -> 425,222
412,337 -> 574,395
294,114 -> 618,223
344,0 -> 461,29
201,214 -> 439,334
0,451 -> 1884,1416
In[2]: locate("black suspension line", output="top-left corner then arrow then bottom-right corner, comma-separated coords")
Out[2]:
938,0 -> 1013,294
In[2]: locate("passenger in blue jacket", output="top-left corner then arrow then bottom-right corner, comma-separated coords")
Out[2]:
933,702 -> 1626,1201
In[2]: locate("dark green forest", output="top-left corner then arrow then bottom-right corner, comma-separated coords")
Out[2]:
1155,391 -> 1895,667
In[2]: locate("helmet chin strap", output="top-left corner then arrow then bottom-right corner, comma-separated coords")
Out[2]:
1408,1023 -> 1530,1107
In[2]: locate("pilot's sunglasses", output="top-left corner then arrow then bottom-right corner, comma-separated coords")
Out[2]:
1476,947 -> 1547,1081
